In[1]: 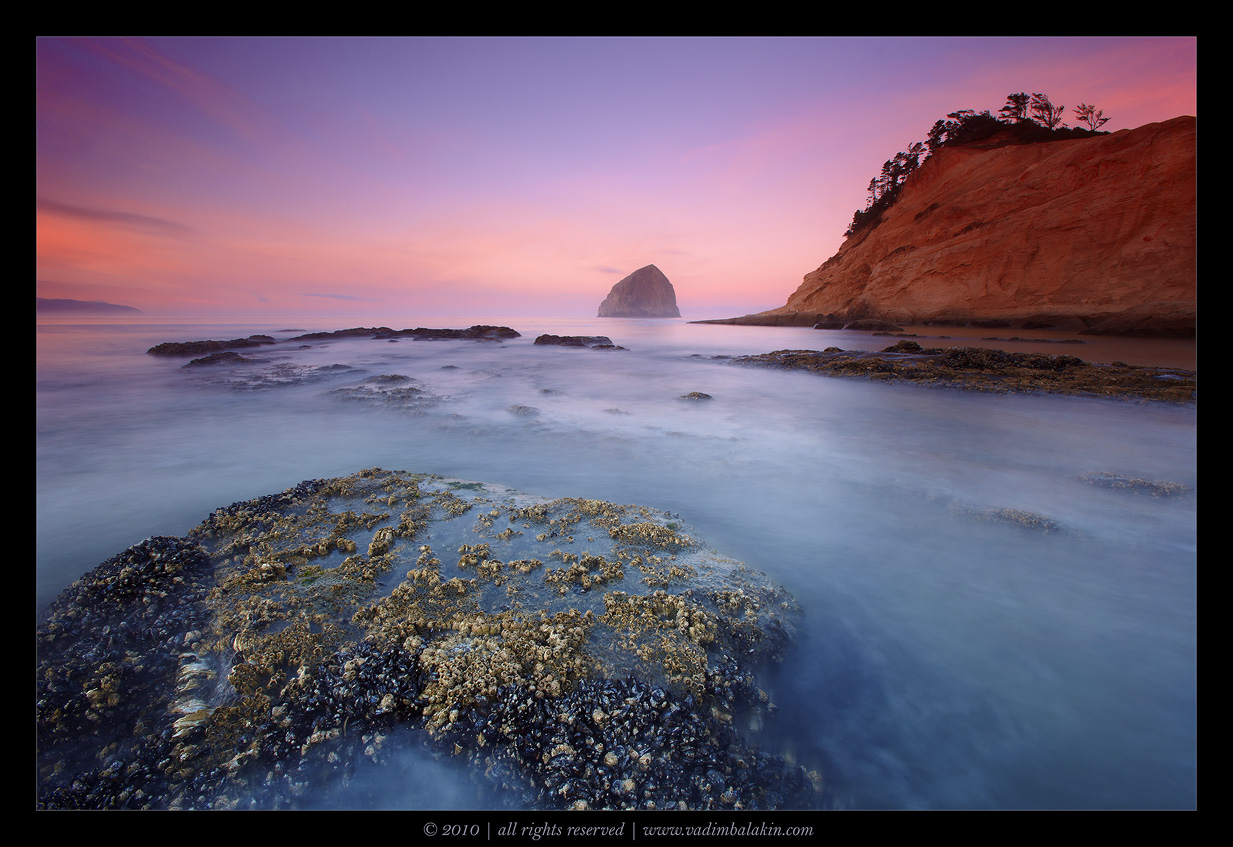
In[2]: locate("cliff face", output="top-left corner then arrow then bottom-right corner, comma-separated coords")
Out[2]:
774,116 -> 1196,336
598,264 -> 681,318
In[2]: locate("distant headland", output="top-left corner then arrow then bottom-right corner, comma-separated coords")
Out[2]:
37,297 -> 143,315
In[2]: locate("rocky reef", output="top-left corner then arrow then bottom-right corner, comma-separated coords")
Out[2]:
533,334 -> 625,349
36,469 -> 817,810
148,326 -> 521,357
148,335 -> 278,357
597,265 -> 681,318
728,340 -> 1196,403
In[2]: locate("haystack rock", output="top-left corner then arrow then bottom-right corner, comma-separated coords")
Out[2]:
757,116 -> 1197,337
597,265 -> 681,318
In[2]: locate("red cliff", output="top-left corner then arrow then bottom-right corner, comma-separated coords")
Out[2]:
769,116 -> 1196,336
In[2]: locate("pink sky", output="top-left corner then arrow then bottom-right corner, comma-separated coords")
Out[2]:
36,36 -> 1197,320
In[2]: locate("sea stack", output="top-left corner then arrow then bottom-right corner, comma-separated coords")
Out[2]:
597,265 -> 681,318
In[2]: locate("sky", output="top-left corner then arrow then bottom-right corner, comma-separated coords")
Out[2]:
35,36 -> 1198,320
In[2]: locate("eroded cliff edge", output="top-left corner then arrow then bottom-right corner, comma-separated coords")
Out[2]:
735,116 -> 1196,337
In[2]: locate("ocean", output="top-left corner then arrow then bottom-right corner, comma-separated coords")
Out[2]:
35,314 -> 1197,810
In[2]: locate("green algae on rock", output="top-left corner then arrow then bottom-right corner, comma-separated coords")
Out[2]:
37,468 -> 813,810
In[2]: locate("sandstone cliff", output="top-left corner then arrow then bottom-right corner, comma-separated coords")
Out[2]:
768,116 -> 1196,336
598,264 -> 681,318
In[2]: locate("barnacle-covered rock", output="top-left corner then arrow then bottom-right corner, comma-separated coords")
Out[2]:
36,468 -> 813,810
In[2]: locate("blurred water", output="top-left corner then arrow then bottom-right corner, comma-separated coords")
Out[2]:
35,315 -> 1197,809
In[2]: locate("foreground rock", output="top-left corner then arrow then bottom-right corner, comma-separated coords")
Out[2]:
597,265 -> 681,318
706,117 -> 1196,337
37,469 -> 816,810
731,341 -> 1196,403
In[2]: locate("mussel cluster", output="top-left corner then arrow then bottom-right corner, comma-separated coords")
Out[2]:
36,470 -> 821,810
442,664 -> 817,810
36,535 -> 215,808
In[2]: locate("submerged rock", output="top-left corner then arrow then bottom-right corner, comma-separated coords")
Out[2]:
1079,471 -> 1194,498
951,505 -> 1061,533
194,362 -> 358,391
183,351 -> 256,368
36,469 -> 815,810
328,376 -> 442,415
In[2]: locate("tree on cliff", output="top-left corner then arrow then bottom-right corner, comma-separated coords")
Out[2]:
925,110 -> 1001,154
867,143 -> 926,204
1073,104 -> 1109,131
845,93 -> 1106,237
1029,93 -> 1066,129
999,93 -> 1031,123
850,141 -> 929,235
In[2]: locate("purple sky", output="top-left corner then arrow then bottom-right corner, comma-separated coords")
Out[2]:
36,36 -> 1197,319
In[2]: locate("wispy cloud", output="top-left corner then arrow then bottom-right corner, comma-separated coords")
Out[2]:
300,292 -> 376,302
77,37 -> 274,147
37,198 -> 194,238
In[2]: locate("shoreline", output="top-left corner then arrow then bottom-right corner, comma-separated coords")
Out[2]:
688,318 -> 1197,372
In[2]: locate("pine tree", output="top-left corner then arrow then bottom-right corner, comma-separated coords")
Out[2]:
999,93 -> 1031,123
1029,93 -> 1066,129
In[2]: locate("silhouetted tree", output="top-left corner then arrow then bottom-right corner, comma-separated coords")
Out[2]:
926,119 -> 949,154
904,141 -> 925,170
1073,103 -> 1109,131
947,110 -> 1002,145
1029,93 -> 1066,129
999,92 -> 1031,123
925,111 -> 985,152
847,138 -> 932,237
